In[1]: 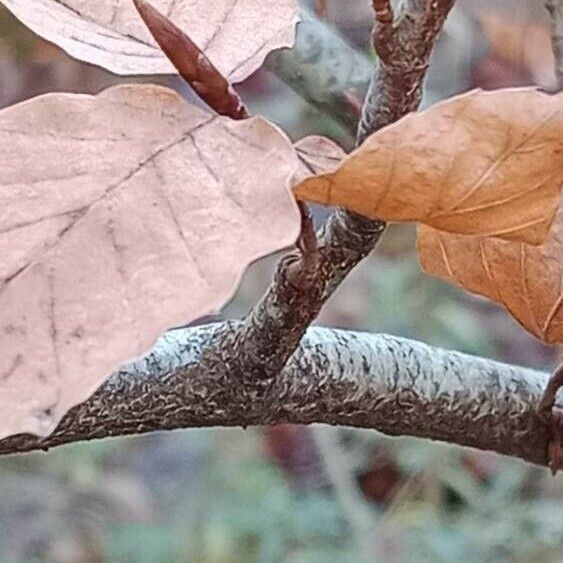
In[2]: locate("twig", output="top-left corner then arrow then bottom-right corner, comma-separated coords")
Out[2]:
373,0 -> 394,25
291,202 -> 320,291
546,0 -> 563,89
358,0 -> 457,144
312,426 -> 377,562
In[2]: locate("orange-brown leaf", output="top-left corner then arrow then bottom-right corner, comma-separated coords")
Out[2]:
294,89 -> 563,245
417,202 -> 563,344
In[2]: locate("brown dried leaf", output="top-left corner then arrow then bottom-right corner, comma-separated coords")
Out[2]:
0,84 -> 300,439
294,89 -> 563,245
0,0 -> 298,81
417,202 -> 563,343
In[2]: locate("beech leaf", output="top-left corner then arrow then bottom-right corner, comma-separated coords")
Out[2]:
293,135 -> 346,184
417,201 -> 563,344
0,0 -> 298,82
294,89 -> 563,245
0,84 -> 301,439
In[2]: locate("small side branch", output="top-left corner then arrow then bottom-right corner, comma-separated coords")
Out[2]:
358,0 -> 456,144
224,1 -> 457,385
373,0 -> 394,25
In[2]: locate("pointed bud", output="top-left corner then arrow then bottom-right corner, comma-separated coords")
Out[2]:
133,0 -> 249,120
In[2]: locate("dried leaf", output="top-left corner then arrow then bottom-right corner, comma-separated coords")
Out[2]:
0,84 -> 300,439
294,89 -> 563,245
292,135 -> 346,184
417,202 -> 563,343
0,0 -> 298,81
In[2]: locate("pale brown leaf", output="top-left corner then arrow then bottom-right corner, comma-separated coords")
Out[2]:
417,201 -> 563,344
0,0 -> 298,81
292,135 -> 346,184
0,84 -> 301,439
294,89 -> 563,245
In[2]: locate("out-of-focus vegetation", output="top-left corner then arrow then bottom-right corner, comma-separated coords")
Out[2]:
0,1 -> 561,561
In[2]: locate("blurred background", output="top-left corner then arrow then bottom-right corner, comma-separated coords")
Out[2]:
0,0 -> 562,561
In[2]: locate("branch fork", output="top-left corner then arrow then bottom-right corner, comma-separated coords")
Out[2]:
5,0 -> 560,474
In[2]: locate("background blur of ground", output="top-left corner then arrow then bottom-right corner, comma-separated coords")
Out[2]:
0,1 -> 562,561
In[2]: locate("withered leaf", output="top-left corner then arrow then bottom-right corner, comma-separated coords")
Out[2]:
0,0 -> 298,81
0,84 -> 301,439
292,135 -> 346,184
294,89 -> 563,245
417,202 -> 563,343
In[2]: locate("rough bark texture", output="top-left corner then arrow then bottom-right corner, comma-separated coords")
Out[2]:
223,0 -> 457,387
5,0 -> 552,473
0,323 -> 553,469
358,0 -> 456,144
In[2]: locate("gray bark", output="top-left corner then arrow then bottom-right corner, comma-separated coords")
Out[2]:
1,0 -> 557,475
0,322 -> 553,469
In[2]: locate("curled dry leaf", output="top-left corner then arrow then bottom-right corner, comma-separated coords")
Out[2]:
417,201 -> 563,343
0,84 -> 300,439
294,89 -> 563,245
0,0 -> 298,81
292,135 -> 346,184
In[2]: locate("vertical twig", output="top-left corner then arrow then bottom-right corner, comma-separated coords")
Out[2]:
546,0 -> 563,89
215,0 -> 457,387
373,0 -> 394,24
312,426 -> 378,563
358,0 -> 457,144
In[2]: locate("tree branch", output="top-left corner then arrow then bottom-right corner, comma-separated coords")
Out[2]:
2,2 -> 469,458
0,323 -> 553,470
221,0 -> 457,387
